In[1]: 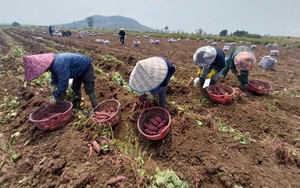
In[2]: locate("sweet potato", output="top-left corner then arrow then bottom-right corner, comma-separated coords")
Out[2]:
144,128 -> 157,135
156,119 -> 167,129
92,141 -> 100,153
95,111 -> 110,116
153,116 -> 162,123
92,115 -> 108,122
106,175 -> 126,185
144,123 -> 158,131
158,126 -> 167,134
148,118 -> 159,126
95,115 -> 109,119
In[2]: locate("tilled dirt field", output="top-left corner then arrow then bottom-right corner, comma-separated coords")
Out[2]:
0,28 -> 300,188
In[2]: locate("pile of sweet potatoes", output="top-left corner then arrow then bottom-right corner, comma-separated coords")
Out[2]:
92,107 -> 116,122
250,80 -> 270,90
209,85 -> 229,96
34,102 -> 67,120
143,116 -> 168,135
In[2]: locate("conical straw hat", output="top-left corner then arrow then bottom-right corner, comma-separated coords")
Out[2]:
23,53 -> 55,81
129,57 -> 168,93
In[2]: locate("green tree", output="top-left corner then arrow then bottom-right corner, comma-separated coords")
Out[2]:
11,21 -> 20,26
86,16 -> 94,28
220,29 -> 228,36
164,26 -> 169,33
196,28 -> 203,35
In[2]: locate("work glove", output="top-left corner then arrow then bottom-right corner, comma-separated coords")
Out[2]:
49,96 -> 57,105
193,77 -> 200,87
197,68 -> 202,76
206,69 -> 216,79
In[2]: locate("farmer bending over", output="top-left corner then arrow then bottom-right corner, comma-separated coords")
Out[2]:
221,46 -> 256,90
193,46 -> 225,91
23,53 -> 98,108
129,56 -> 176,108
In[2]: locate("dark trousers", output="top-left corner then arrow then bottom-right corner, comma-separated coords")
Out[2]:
120,36 -> 125,45
72,64 -> 95,95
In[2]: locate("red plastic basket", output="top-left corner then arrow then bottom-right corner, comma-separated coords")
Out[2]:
247,79 -> 272,95
207,84 -> 235,104
91,99 -> 121,126
29,101 -> 73,131
137,107 -> 171,140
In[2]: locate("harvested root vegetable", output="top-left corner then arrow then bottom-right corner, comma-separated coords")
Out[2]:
210,85 -> 229,95
156,119 -> 167,129
142,116 -> 169,135
250,80 -> 270,90
92,141 -> 101,154
144,123 -> 159,131
153,116 -> 163,122
144,129 -> 157,135
148,118 -> 159,126
106,175 -> 126,185
93,109 -> 117,122
158,126 -> 167,134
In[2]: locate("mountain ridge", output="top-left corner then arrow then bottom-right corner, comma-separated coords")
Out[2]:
55,15 -> 157,32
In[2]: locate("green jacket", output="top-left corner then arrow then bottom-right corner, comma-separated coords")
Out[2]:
222,46 -> 254,88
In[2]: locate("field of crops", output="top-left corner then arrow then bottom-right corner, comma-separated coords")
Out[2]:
0,27 -> 300,188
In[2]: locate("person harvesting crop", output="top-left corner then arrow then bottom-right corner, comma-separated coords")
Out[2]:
221,46 -> 256,90
129,56 -> 176,108
193,46 -> 225,91
23,53 -> 98,108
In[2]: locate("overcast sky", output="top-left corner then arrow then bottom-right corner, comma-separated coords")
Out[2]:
1,0 -> 299,37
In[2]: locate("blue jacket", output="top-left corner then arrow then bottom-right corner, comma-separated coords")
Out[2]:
49,53 -> 92,100
151,57 -> 175,95
209,46 -> 225,72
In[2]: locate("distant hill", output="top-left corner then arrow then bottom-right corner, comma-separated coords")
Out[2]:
54,15 -> 156,32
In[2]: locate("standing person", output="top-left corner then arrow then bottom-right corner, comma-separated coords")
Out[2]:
48,25 -> 54,37
118,28 -> 126,45
193,46 -> 225,90
129,56 -> 176,108
221,46 -> 256,90
23,53 -> 99,108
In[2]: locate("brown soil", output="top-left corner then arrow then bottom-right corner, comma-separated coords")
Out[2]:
0,28 -> 300,188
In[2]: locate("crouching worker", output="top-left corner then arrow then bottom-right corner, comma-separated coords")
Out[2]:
221,46 -> 256,90
23,53 -> 98,108
129,56 -> 176,108
193,46 -> 225,91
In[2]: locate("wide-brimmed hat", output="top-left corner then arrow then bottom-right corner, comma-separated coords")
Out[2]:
193,46 -> 217,68
23,53 -> 55,81
234,51 -> 256,70
129,57 -> 168,93
120,28 -> 124,31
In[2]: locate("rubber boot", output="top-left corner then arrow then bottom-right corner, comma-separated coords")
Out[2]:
73,91 -> 82,109
89,93 -> 98,108
199,77 -> 205,87
158,88 -> 166,108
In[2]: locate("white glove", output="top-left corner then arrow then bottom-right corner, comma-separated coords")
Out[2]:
193,77 -> 200,87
